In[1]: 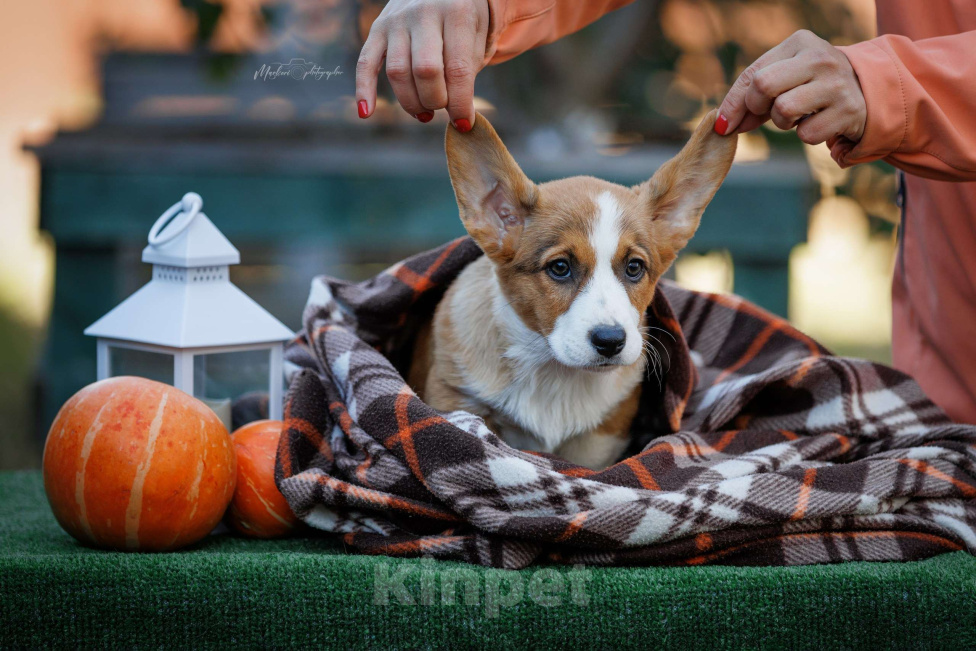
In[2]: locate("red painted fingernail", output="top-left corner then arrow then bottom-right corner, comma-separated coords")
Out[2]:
453,118 -> 471,133
357,100 -> 369,119
416,111 -> 434,123
714,114 -> 729,135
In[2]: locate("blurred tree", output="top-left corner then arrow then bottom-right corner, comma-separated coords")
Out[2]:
344,0 -> 876,141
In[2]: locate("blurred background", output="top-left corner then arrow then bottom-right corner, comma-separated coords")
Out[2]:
0,0 -> 897,469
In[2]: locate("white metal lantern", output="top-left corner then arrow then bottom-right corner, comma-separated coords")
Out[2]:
85,192 -> 293,428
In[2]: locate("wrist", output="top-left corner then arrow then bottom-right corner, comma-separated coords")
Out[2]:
835,40 -> 908,164
839,50 -> 868,143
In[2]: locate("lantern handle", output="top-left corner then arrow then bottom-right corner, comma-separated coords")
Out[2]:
148,192 -> 203,247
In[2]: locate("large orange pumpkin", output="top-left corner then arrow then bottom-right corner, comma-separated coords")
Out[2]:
225,420 -> 299,538
43,376 -> 236,551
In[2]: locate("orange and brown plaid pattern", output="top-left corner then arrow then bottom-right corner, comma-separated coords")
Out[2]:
273,238 -> 976,568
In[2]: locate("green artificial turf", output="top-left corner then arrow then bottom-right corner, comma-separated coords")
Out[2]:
1,470 -> 974,650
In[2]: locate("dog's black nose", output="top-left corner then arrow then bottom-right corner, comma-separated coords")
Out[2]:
590,325 -> 626,357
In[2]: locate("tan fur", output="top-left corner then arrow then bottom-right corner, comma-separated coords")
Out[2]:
409,110 -> 736,470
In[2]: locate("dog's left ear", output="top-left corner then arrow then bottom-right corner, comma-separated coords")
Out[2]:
446,112 -> 538,262
638,109 -> 737,264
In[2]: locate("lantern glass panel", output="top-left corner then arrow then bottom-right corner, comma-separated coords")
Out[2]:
193,349 -> 273,424
109,347 -> 174,384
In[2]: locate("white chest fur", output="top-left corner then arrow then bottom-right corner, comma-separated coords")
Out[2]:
481,355 -> 643,453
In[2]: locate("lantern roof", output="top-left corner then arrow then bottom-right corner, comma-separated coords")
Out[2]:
140,192 -> 240,267
85,192 -> 293,349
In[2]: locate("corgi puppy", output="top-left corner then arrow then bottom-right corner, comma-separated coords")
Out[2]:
408,110 -> 736,470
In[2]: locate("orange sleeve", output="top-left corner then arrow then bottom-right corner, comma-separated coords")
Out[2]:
484,0 -> 637,64
836,31 -> 976,181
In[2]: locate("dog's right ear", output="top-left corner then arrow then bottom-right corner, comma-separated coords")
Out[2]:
446,112 -> 537,262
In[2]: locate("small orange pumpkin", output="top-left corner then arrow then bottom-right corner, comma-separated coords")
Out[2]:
43,376 -> 236,551
225,419 -> 299,538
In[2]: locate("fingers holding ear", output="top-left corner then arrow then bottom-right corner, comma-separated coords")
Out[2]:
443,9 -> 483,131
716,30 -> 812,134
411,19 -> 448,113
717,38 -> 798,134
386,31 -> 426,118
355,29 -> 387,118
356,0 -> 489,125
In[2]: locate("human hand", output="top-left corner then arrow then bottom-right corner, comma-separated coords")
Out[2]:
355,0 -> 490,131
714,30 -> 866,149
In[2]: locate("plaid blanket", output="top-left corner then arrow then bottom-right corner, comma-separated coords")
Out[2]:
274,237 -> 976,568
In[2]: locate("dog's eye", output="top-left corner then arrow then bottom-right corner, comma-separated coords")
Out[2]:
547,259 -> 572,280
625,259 -> 645,281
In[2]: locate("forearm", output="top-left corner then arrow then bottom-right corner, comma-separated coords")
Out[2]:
837,31 -> 976,181
485,0 -> 636,64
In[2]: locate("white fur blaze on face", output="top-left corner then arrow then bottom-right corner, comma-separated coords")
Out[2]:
548,191 -> 643,368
